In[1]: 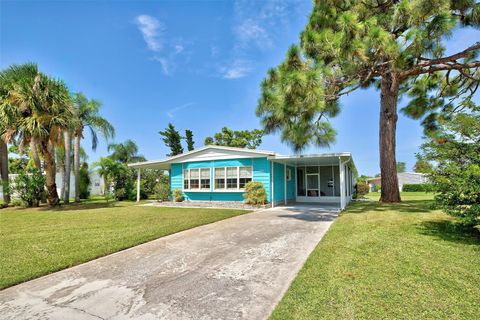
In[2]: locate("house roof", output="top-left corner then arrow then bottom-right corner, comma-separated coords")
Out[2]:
127,145 -> 277,169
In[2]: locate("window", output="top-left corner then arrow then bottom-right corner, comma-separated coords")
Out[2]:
183,168 -> 210,191
201,168 -> 210,189
214,166 -> 252,190
239,167 -> 252,188
215,168 -> 225,189
226,167 -> 238,189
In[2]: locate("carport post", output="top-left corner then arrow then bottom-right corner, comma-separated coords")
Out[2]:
136,168 -> 141,202
284,162 -> 287,205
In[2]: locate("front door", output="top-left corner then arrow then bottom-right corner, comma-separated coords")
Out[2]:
306,173 -> 319,197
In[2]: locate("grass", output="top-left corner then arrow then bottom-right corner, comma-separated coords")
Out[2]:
270,192 -> 480,319
0,199 -> 249,289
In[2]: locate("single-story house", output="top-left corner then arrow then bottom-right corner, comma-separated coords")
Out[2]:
129,146 -> 356,210
367,172 -> 428,192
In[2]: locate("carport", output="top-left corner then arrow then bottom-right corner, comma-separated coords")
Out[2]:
268,153 -> 356,210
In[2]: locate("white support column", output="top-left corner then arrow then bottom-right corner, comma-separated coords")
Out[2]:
339,157 -> 345,210
136,168 -> 141,202
284,162 -> 287,205
271,161 -> 275,208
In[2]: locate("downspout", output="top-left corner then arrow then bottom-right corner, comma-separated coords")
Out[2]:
271,161 -> 274,208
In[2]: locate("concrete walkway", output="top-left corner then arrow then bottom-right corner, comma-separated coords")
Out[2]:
0,206 -> 337,320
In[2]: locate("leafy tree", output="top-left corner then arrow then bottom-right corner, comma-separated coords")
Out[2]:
258,1 -> 480,202
0,63 -> 78,206
419,111 -> 480,227
73,93 -> 115,202
141,169 -> 167,197
159,123 -> 184,156
108,139 -> 145,164
413,158 -> 433,173
396,162 -> 406,173
185,129 -> 195,151
204,127 -> 264,149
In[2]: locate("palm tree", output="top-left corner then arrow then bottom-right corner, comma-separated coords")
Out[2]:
108,140 -> 145,164
72,93 -> 115,202
0,63 -> 78,206
93,157 -> 118,195
0,138 -> 10,204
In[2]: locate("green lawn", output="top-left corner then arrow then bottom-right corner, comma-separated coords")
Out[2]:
0,200 -> 249,289
271,192 -> 480,319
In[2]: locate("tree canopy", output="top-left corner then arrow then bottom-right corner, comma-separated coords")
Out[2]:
185,129 -> 194,151
204,127 -> 264,149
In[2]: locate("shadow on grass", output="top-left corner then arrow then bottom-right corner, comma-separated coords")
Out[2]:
418,219 -> 480,246
347,199 -> 435,214
39,201 -> 116,212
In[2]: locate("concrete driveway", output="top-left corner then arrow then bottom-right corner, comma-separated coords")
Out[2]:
0,206 -> 337,320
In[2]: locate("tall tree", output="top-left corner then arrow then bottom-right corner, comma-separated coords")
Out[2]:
185,129 -> 195,151
0,138 -> 10,204
396,162 -> 406,173
204,127 -> 264,149
258,1 -> 480,202
72,93 -> 115,202
108,139 -> 145,164
159,123 -> 183,156
0,63 -> 77,205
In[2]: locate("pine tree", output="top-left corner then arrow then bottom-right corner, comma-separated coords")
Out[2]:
185,129 -> 195,151
159,123 -> 184,156
257,1 -> 480,202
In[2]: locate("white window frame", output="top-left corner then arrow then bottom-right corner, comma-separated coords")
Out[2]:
213,166 -> 253,192
183,168 -> 211,192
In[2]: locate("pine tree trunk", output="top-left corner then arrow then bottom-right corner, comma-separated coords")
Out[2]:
41,140 -> 60,206
63,131 -> 71,203
379,74 -> 401,203
0,138 -> 11,204
74,135 -> 81,202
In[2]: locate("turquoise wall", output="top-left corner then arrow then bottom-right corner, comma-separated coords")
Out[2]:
273,162 -> 285,202
170,157 -> 272,202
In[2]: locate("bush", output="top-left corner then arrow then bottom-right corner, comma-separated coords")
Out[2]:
402,184 -> 434,192
172,189 -> 183,202
112,165 -> 135,201
155,181 -> 170,201
354,183 -> 369,198
79,162 -> 91,199
243,181 -> 267,206
12,169 -> 45,207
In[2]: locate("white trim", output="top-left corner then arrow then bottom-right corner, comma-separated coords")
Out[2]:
183,167 -> 211,192
212,165 -> 252,192
271,161 -> 275,208
136,168 -> 141,202
128,145 -> 276,169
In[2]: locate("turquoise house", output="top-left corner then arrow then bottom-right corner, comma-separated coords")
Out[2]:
129,146 -> 356,210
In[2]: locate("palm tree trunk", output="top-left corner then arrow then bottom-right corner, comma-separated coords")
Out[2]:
30,138 -> 42,170
379,73 -> 401,203
0,138 -> 11,204
74,135 -> 81,202
63,131 -> 71,203
41,140 -> 59,206
60,162 -> 66,201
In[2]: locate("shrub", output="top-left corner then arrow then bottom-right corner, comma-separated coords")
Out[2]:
112,165 -> 135,201
155,181 -> 170,201
172,189 -> 184,202
12,169 -> 45,207
79,162 -> 91,199
402,184 -> 434,192
354,183 -> 369,198
243,181 -> 267,206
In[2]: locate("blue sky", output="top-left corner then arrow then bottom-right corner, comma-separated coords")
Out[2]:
1,0 -> 478,176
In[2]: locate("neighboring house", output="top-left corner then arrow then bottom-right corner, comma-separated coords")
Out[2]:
0,171 -> 104,200
367,172 -> 428,192
129,146 -> 356,210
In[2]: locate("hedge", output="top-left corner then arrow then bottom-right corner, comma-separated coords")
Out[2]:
402,183 -> 434,192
